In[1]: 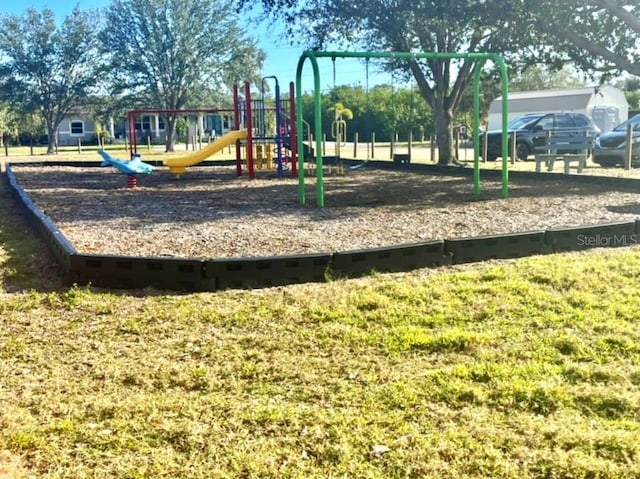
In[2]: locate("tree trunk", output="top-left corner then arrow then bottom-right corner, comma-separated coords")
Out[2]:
434,107 -> 455,165
165,116 -> 177,152
46,121 -> 56,155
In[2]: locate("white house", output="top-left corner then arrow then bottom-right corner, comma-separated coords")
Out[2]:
58,111 -> 235,146
57,115 -> 98,146
487,86 -> 629,132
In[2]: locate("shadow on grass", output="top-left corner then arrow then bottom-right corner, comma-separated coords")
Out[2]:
0,177 -> 65,293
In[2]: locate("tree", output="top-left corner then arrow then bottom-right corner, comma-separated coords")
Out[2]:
299,84 -> 432,144
509,65 -> 586,92
102,0 -> 266,152
0,103 -> 11,148
520,0 -> 640,78
614,77 -> 640,110
328,102 -> 354,123
236,0 -> 543,165
327,102 -> 352,156
0,8 -> 103,154
13,112 -> 45,147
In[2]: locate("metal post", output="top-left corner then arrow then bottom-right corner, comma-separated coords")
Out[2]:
430,135 -> 435,162
482,129 -> 488,162
245,82 -> 255,179
390,132 -> 395,159
455,128 -> 459,161
625,124 -> 633,170
128,110 -> 138,158
371,132 -> 375,159
275,80 -> 283,177
353,132 -> 358,158
289,81 -> 297,176
233,84 -> 242,177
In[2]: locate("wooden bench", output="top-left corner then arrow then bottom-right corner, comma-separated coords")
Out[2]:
534,131 -> 594,174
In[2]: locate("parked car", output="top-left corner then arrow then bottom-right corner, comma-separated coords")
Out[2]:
481,112 -> 600,162
592,114 -> 640,167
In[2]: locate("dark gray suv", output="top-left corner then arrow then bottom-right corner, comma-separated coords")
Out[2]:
482,112 -> 600,161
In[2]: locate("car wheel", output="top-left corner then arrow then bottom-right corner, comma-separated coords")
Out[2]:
516,142 -> 530,161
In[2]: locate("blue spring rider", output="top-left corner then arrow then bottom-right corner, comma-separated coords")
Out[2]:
98,150 -> 154,188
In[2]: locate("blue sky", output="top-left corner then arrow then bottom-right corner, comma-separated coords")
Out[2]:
2,0 -> 385,92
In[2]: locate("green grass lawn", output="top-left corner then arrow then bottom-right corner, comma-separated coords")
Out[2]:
1,176 -> 640,478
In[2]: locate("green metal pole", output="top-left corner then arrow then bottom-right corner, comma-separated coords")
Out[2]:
473,63 -> 483,196
473,55 -> 509,198
488,53 -> 510,199
296,52 -> 324,207
296,56 -> 306,205
312,59 -> 325,207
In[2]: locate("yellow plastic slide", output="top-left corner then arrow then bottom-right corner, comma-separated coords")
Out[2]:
164,129 -> 247,175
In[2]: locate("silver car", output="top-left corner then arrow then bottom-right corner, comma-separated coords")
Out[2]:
593,114 -> 640,167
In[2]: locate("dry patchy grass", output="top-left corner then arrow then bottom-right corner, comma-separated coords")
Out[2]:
0,249 -> 639,477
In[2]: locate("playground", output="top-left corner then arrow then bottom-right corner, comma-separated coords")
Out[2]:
3,40 -> 640,477
9,163 -> 640,260
4,53 -> 640,275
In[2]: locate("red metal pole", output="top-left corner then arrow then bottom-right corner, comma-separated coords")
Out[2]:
128,111 -> 138,158
132,111 -> 138,157
127,111 -> 133,157
233,84 -> 242,177
245,82 -> 255,179
289,81 -> 297,177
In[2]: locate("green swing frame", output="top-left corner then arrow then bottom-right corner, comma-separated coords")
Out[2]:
295,50 -> 510,207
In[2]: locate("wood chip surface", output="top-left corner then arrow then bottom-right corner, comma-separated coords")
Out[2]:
10,165 -> 640,259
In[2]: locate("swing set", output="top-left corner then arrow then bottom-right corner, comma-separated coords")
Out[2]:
295,50 -> 509,208
326,56 -> 371,171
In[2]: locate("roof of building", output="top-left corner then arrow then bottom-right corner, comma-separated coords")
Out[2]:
494,87 -> 596,101
488,86 -> 627,114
